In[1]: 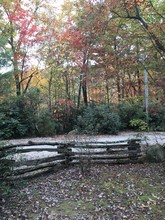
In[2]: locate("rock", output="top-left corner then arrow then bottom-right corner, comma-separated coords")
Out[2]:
67,129 -> 78,135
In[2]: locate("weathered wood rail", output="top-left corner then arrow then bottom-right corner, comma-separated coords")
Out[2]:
0,139 -> 142,179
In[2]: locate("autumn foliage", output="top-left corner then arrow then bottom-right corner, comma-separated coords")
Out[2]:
0,0 -> 164,137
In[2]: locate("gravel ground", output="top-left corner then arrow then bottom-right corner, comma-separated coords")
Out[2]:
5,131 -> 165,146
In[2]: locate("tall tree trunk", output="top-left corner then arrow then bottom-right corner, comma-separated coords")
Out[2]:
48,70 -> 53,112
77,50 -> 89,108
105,82 -> 110,104
117,74 -> 121,102
65,71 -> 70,100
77,73 -> 82,109
82,50 -> 88,106
14,62 -> 21,96
121,76 -> 125,99
137,69 -> 142,96
82,77 -> 88,106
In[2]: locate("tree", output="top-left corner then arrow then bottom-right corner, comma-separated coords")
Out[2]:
109,0 -> 165,57
0,0 -> 164,136
0,0 -> 45,96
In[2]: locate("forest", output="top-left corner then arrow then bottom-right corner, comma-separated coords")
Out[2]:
0,0 -> 165,139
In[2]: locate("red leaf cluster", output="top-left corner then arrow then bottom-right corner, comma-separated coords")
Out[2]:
8,4 -> 45,47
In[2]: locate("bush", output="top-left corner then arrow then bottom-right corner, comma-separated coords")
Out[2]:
52,99 -> 77,134
117,101 -> 146,129
36,109 -> 57,136
148,105 -> 165,131
75,105 -> 121,134
129,119 -> 148,131
0,88 -> 42,139
0,102 -> 27,139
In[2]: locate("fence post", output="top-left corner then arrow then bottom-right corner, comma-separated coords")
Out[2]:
128,139 -> 141,162
57,143 -> 73,167
0,145 -> 15,180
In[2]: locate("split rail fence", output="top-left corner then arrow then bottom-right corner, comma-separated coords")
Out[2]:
0,139 -> 142,179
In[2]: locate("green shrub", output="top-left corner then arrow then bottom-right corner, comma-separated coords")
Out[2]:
148,105 -> 165,131
36,109 -> 57,136
145,145 -> 165,163
0,88 -> 42,139
75,105 -> 121,134
0,103 -> 27,139
117,101 -> 146,129
52,99 -> 77,134
130,119 -> 148,131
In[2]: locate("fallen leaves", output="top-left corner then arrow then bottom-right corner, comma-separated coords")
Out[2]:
0,163 -> 165,219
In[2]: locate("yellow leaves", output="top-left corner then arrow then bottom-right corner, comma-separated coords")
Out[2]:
21,67 -> 43,89
0,0 -> 12,8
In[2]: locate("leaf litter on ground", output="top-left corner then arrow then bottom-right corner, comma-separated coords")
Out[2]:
0,163 -> 165,220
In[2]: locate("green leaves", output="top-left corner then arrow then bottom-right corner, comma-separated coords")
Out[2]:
76,105 -> 121,134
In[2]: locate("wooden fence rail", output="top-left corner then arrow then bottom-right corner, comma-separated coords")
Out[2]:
0,139 -> 142,179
